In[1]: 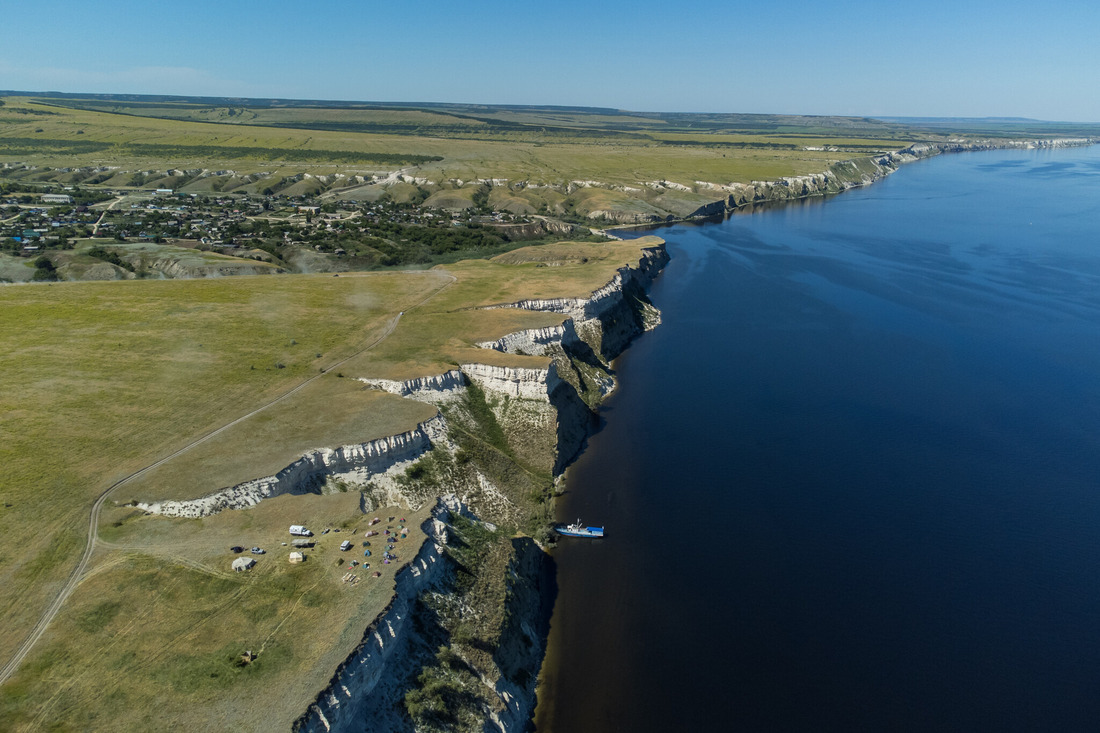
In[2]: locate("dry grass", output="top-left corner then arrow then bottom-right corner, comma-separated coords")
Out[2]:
0,96 -> 906,187
0,236 -> 662,729
343,238 -> 663,379
125,378 -> 437,504
0,270 -> 448,662
1,495 -> 434,732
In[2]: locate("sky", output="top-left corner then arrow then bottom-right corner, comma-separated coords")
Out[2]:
2,0 -> 1098,121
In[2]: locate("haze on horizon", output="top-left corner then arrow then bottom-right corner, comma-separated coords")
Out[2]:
2,0 -> 1097,123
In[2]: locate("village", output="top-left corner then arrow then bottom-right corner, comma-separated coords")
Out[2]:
0,176 -> 557,275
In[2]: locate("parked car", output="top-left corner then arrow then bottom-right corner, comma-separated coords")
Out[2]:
251,547 -> 265,554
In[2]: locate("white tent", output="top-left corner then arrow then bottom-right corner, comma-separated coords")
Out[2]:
289,551 -> 305,564
232,557 -> 256,572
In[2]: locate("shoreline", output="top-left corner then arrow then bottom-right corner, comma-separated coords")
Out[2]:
596,137 -> 1097,237
289,242 -> 669,732
297,137 -> 1095,730
529,138 -> 1100,733
532,136 -> 1098,732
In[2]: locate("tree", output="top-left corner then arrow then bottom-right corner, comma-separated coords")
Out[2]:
32,256 -> 59,281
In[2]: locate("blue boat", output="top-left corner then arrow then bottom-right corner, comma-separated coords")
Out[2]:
555,519 -> 605,538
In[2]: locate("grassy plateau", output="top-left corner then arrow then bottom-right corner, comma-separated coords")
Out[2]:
0,230 -> 662,730
3,90 -> 1097,730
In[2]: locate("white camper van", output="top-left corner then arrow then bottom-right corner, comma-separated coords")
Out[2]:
289,525 -> 313,537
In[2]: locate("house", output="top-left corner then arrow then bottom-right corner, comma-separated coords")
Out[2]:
42,194 -> 73,204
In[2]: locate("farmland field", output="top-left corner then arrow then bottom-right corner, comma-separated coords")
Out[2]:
1,93 -> 927,189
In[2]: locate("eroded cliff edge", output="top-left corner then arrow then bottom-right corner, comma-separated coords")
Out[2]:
599,138 -> 1097,225
131,243 -> 666,732
288,243 -> 667,733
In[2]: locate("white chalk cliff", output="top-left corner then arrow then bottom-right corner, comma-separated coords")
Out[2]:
135,243 -> 669,733
136,416 -> 447,518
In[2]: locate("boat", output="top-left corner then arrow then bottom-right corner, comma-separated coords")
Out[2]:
555,519 -> 605,538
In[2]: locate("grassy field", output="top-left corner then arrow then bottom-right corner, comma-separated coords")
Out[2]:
2,494 -> 435,732
0,235 -> 661,730
0,94 -> 923,189
0,270 -> 448,665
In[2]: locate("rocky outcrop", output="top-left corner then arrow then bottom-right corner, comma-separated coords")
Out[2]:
293,512 -> 555,733
461,363 -> 564,401
488,538 -> 556,732
360,370 -> 467,400
476,321 -> 581,355
464,244 -> 668,473
136,416 -> 447,518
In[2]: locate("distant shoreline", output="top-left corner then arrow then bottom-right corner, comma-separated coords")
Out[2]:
602,137 -> 1097,236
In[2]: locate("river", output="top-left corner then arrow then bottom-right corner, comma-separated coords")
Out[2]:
535,144 -> 1100,732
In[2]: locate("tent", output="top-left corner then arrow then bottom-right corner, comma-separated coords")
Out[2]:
232,557 -> 256,572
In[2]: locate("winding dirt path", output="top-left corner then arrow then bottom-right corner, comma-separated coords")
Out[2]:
0,271 -> 456,686
90,196 -> 123,236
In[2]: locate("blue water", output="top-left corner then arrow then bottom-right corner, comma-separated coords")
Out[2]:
535,145 -> 1100,732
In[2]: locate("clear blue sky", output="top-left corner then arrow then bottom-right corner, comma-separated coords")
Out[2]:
2,0 -> 1098,121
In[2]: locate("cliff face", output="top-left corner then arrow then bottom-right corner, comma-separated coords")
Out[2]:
476,322 -> 581,355
136,243 -> 669,732
294,507 -> 452,733
461,363 -> 564,401
360,370 -> 467,401
483,245 -> 667,362
667,138 -> 1097,221
470,245 -> 668,473
293,244 -> 668,732
137,416 -> 447,518
487,538 -> 556,732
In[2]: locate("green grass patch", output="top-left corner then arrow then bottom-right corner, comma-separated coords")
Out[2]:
458,381 -> 509,455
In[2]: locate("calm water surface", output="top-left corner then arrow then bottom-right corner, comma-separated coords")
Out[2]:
535,145 -> 1100,732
